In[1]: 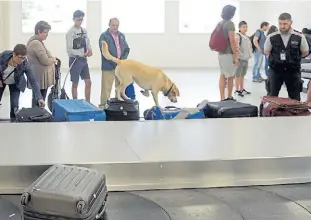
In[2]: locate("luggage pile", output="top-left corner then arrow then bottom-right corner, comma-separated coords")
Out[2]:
21,164 -> 108,220
14,95 -> 311,123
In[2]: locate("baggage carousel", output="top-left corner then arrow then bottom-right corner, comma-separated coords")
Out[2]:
3,183 -> 311,219
1,117 -> 311,193
1,117 -> 311,219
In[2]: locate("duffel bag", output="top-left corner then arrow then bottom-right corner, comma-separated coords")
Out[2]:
144,106 -> 205,120
260,96 -> 311,117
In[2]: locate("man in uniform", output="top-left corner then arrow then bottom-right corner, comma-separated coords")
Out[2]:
264,13 -> 309,101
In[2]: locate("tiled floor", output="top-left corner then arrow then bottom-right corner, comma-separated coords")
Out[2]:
0,68 -> 307,118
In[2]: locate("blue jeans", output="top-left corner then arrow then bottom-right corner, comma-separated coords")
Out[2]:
252,50 -> 264,79
0,83 -> 20,119
264,54 -> 269,76
32,89 -> 47,107
125,83 -> 136,99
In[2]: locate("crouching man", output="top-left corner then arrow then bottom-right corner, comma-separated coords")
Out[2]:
0,44 -> 44,121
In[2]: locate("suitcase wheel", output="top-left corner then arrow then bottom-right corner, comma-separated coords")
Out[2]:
95,201 -> 107,219
21,192 -> 31,206
77,200 -> 86,214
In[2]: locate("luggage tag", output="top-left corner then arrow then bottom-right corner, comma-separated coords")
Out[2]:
280,52 -> 286,61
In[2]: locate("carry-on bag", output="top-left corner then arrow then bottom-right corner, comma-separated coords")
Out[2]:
15,107 -> 53,122
21,164 -> 108,220
104,98 -> 140,121
143,106 -> 205,120
47,58 -> 77,111
52,99 -> 106,122
260,96 -> 311,117
203,100 -> 258,118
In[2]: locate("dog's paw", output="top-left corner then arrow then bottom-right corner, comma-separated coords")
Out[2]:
140,90 -> 150,97
117,97 -> 125,102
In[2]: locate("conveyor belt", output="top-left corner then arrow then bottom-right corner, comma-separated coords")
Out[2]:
3,183 -> 311,220
1,118 -> 311,193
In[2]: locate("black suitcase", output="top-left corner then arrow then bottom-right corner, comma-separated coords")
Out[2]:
204,100 -> 258,118
15,107 -> 53,122
104,98 -> 140,121
21,165 -> 108,220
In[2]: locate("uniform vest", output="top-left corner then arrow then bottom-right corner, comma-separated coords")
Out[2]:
269,33 -> 301,71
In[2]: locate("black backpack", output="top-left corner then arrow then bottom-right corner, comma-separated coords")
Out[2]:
249,30 -> 262,52
305,35 -> 311,57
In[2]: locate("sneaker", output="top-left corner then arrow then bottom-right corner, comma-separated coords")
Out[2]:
224,97 -> 236,101
242,89 -> 251,95
252,78 -> 262,83
234,90 -> 244,97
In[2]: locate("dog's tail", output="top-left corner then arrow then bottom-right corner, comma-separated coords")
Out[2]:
101,41 -> 121,65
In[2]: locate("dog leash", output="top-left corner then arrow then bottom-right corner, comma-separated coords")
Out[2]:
62,57 -> 77,89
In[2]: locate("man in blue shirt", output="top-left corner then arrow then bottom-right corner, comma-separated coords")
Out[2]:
252,22 -> 269,82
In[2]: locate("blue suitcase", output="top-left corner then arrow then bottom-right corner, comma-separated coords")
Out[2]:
144,106 -> 205,120
52,99 -> 106,122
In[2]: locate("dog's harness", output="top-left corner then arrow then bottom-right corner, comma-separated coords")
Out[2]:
163,84 -> 174,96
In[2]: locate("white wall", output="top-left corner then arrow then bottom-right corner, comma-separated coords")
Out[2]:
3,0 -> 311,69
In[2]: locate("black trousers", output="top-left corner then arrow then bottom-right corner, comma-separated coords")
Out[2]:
269,68 -> 301,101
32,89 -> 47,107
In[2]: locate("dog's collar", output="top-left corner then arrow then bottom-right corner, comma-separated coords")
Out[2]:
163,84 -> 174,96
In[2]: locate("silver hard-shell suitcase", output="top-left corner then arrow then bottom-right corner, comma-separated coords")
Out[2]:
21,165 -> 108,220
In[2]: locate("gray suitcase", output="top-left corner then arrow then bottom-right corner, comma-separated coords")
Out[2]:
21,165 -> 108,220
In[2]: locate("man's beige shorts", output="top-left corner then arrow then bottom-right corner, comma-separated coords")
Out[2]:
218,53 -> 237,78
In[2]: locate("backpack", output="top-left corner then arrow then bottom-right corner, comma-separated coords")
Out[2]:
305,35 -> 311,57
236,33 -> 242,46
249,30 -> 262,52
209,21 -> 228,52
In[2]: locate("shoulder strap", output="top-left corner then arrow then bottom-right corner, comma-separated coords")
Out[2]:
2,68 -> 16,82
240,34 -> 242,46
258,29 -> 262,40
236,33 -> 242,46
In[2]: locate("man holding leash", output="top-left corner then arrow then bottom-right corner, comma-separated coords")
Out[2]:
98,18 -> 133,108
66,10 -> 92,102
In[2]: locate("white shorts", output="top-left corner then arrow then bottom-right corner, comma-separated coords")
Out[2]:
218,54 -> 237,78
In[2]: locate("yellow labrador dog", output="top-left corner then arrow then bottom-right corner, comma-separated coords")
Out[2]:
101,41 -> 180,106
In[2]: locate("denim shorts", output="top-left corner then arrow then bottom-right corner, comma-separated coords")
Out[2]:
69,57 -> 90,84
